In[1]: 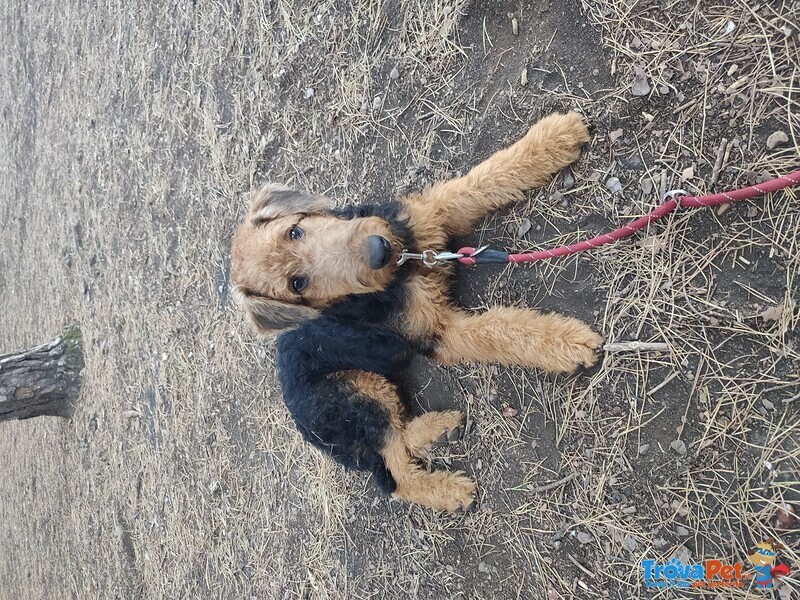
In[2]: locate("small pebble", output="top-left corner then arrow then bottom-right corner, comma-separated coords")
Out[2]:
606,177 -> 623,194
389,67 -> 400,80
674,545 -> 693,563
304,87 -> 314,99
577,531 -> 594,544
372,95 -> 382,110
631,66 -> 651,96
516,218 -> 532,238
501,404 -> 519,418
638,443 -> 650,455
622,534 -> 638,551
562,173 -> 575,189
766,131 -> 789,149
625,155 -> 644,169
776,503 -> 797,528
670,439 -> 687,456
676,525 -> 690,536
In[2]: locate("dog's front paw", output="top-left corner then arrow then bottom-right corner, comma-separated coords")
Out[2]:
528,112 -> 591,171
564,324 -> 604,370
540,315 -> 603,373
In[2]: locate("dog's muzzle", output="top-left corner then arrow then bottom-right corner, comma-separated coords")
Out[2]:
367,235 -> 392,269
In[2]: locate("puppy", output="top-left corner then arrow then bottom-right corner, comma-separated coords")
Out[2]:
232,112 -> 602,512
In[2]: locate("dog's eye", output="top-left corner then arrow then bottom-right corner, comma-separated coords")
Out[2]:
290,276 -> 308,293
288,225 -> 304,241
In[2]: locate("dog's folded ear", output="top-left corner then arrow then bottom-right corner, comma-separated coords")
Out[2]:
234,285 -> 319,334
249,184 -> 328,224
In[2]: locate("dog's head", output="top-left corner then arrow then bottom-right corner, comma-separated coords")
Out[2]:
231,184 -> 401,335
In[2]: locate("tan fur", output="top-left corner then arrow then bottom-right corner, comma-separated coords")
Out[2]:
344,370 -> 474,512
435,307 -> 601,371
403,112 -> 590,241
400,270 -> 453,342
339,370 -> 406,430
346,370 -> 466,456
232,190 -> 403,332
232,213 -> 398,307
381,432 -> 476,513
403,410 -> 465,457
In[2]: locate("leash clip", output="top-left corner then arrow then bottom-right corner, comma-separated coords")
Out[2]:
397,249 -> 440,267
663,189 -> 690,206
398,247 -> 488,267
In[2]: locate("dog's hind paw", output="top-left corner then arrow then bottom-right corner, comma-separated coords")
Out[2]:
446,473 -> 477,513
434,411 -> 466,445
392,470 -> 476,513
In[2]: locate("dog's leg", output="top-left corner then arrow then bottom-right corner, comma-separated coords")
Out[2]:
345,372 -> 475,512
434,306 -> 602,373
404,112 -> 589,239
404,410 -> 465,458
382,432 -> 476,513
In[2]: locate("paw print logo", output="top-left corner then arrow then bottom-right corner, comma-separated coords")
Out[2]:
661,558 -> 685,582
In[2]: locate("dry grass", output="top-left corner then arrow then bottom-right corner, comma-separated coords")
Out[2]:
0,0 -> 798,598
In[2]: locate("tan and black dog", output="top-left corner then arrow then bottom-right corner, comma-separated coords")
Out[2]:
232,112 -> 602,512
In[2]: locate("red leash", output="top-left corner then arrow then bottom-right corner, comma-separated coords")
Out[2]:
455,170 -> 800,265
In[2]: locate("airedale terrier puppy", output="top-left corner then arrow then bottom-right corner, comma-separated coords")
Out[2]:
232,112 -> 602,512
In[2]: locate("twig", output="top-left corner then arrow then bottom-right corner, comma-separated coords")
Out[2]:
568,554 -> 596,579
710,137 -> 728,188
648,371 -> 680,397
603,341 -> 670,352
533,472 -> 580,493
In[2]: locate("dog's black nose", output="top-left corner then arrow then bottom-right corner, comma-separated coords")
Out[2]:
367,235 -> 392,269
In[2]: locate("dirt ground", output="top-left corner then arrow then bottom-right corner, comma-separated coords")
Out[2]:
0,0 -> 798,598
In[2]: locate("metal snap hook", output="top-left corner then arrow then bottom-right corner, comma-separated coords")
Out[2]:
663,189 -> 690,206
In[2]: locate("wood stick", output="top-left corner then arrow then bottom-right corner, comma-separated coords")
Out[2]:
532,472 -> 580,493
603,341 -> 670,352
710,137 -> 728,187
